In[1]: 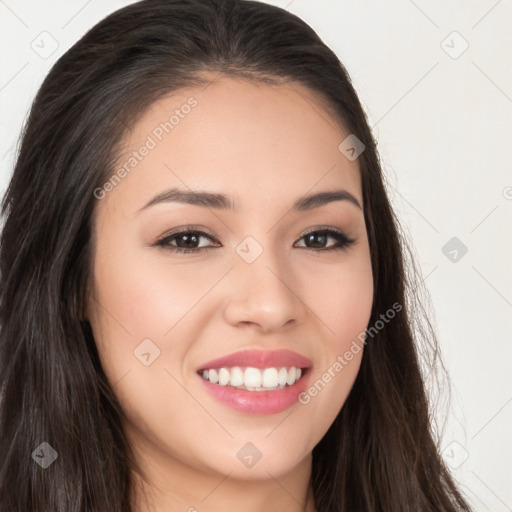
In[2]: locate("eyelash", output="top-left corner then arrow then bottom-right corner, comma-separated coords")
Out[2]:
154,227 -> 355,254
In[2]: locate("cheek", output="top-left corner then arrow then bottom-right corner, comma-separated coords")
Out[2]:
89,240 -> 230,389
296,253 -> 372,446
89,250 -> 207,431
334,263 -> 373,347
93,241 -> 217,338
307,248 -> 374,352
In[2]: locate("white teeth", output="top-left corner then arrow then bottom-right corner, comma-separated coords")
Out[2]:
244,367 -> 262,388
229,367 -> 244,387
262,368 -> 279,387
200,366 -> 304,390
286,367 -> 296,386
218,368 -> 230,386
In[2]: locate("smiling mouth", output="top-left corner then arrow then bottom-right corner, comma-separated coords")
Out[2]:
197,366 -> 309,392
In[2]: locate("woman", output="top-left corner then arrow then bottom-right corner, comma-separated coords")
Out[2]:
0,0 -> 473,510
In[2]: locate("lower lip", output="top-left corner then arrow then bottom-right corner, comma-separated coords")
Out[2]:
197,370 -> 310,415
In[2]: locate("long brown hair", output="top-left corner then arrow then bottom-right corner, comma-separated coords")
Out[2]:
0,0 -> 472,510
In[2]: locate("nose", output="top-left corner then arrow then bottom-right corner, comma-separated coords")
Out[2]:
222,247 -> 307,334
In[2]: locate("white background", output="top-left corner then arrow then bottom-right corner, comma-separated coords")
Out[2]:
1,1 -> 511,510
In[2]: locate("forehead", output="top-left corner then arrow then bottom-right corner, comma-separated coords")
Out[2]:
102,76 -> 362,215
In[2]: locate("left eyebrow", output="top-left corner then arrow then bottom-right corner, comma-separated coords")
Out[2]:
293,189 -> 362,211
136,187 -> 362,214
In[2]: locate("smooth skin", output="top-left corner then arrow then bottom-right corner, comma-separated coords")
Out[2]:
86,75 -> 374,512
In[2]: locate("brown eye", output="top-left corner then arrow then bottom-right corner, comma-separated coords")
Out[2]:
154,227 -> 354,254
295,229 -> 355,251
155,229 -> 220,253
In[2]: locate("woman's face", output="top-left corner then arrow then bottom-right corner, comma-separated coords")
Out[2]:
87,76 -> 373,486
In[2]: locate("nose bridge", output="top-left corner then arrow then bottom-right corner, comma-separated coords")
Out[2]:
235,231 -> 289,288
223,233 -> 306,331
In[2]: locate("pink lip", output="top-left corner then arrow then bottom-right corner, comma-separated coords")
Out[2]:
196,349 -> 312,415
197,349 -> 312,371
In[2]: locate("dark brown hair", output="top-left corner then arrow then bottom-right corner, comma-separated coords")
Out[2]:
0,0 -> 472,510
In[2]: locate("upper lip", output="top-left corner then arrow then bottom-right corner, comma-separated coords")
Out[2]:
197,349 -> 312,371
